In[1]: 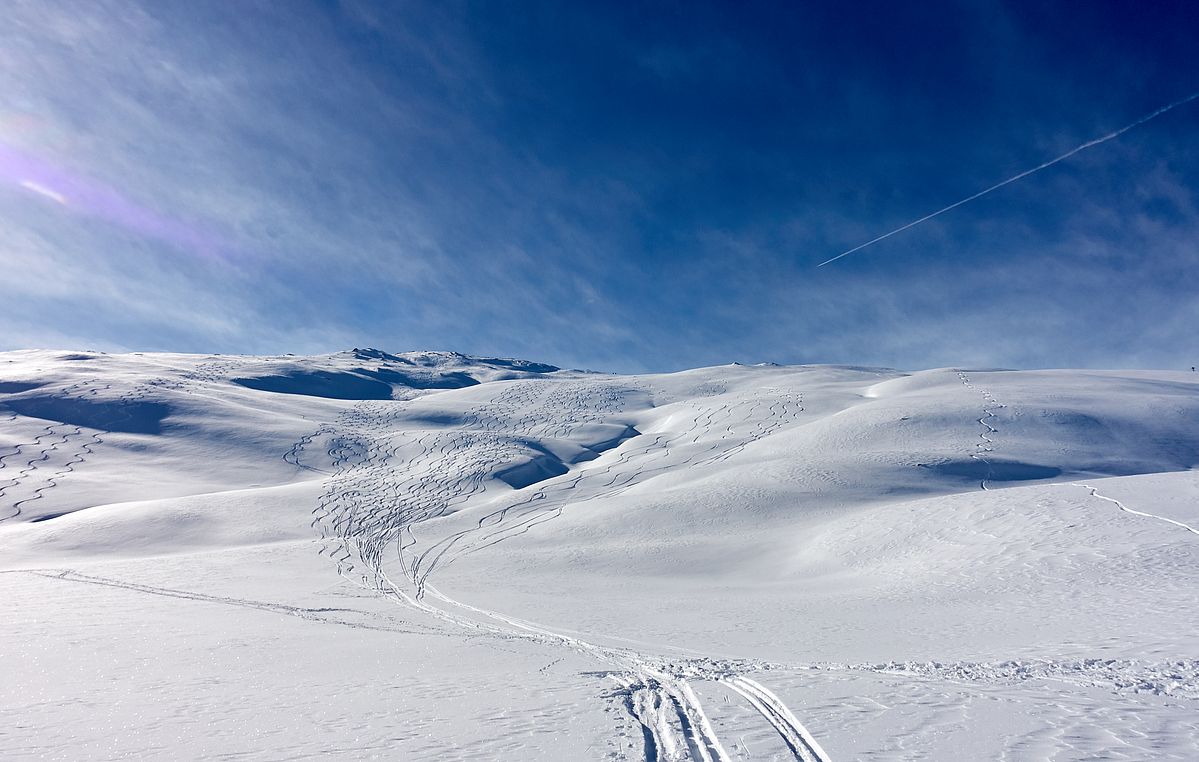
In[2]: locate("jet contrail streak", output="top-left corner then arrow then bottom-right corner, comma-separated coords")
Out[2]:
818,90 -> 1199,267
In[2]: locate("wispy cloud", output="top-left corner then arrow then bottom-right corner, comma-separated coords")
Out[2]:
0,1 -> 1196,372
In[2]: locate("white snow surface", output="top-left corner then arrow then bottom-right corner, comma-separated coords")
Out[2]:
2,348 -> 1198,760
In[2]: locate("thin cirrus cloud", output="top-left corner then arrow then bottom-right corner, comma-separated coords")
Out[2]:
0,1 -> 1196,372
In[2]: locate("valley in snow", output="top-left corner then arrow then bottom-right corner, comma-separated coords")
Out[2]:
2,348 -> 1197,760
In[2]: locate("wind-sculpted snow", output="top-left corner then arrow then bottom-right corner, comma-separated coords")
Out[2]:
0,381 -> 44,394
2,350 -> 1199,759
229,348 -> 559,400
3,395 -> 171,434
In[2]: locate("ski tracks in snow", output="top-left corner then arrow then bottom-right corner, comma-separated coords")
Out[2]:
616,670 -> 732,762
956,370 -> 1005,491
413,386 -> 805,587
296,376 -> 829,760
722,676 -> 830,762
0,379 -> 109,522
0,423 -> 78,521
15,568 -> 428,634
955,370 -> 1197,537
1,368 -> 217,522
1067,482 -> 1199,537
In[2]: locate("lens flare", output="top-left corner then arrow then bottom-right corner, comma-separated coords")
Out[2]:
18,179 -> 67,205
0,141 -> 223,258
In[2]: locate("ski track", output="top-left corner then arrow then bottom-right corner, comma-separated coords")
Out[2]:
300,377 -> 825,760
958,371 -> 1197,538
412,387 -> 804,589
2,360 -> 251,522
1067,482 -> 1199,537
722,676 -> 830,762
956,370 -> 1005,491
15,569 -> 428,634
0,379 -> 109,522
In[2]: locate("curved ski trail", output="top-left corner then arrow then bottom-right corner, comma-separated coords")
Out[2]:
1069,482 -> 1199,537
956,370 -> 1005,491
723,676 -> 830,762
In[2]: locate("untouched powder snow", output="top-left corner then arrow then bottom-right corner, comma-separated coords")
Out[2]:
2,348 -> 1198,760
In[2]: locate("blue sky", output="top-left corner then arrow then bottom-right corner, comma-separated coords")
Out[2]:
2,1 -> 1197,372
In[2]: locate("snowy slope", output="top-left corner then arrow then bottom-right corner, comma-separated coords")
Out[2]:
2,349 -> 1198,760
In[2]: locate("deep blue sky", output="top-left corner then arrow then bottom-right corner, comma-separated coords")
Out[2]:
2,1 -> 1197,372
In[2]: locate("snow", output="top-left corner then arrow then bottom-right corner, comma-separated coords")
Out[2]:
2,348 -> 1198,760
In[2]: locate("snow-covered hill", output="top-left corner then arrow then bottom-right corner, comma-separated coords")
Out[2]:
3,349 -> 1197,760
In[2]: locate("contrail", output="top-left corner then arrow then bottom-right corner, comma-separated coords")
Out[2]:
818,90 -> 1199,267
